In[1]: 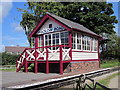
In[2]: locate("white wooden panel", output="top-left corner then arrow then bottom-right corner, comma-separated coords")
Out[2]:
48,53 -> 59,61
39,19 -> 61,31
72,52 -> 98,60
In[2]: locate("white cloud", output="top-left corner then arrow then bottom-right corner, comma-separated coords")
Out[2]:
0,0 -> 13,23
12,23 -> 24,32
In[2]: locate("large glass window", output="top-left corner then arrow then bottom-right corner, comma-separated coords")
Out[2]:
82,36 -> 91,51
72,32 -> 98,51
82,36 -> 87,50
92,38 -> 97,51
44,31 -> 69,50
38,36 -> 43,50
61,32 -> 69,45
77,33 -> 82,50
72,32 -> 82,50
72,32 -> 76,49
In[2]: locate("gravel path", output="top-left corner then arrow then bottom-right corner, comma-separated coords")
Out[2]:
108,75 -> 120,89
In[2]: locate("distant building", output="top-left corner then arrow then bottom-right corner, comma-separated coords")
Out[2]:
5,46 -> 28,55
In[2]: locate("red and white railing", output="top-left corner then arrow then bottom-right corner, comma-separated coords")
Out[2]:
16,45 -> 72,72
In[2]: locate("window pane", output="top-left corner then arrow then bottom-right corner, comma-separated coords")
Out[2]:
49,40 -> 51,45
77,45 -> 81,49
56,33 -> 59,38
56,39 -> 59,44
49,35 -> 51,39
45,35 -> 47,39
65,38 -> 68,43
53,40 -> 55,44
65,32 -> 68,36
53,34 -> 55,38
61,38 -> 64,43
61,32 -> 64,37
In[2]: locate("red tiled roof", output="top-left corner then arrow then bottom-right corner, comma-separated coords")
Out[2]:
5,46 -> 28,53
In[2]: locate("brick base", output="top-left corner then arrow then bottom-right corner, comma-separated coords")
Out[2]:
37,61 -> 99,74
64,61 -> 100,73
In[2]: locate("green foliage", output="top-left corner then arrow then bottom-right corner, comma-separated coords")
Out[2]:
28,63 -> 34,72
101,34 -> 120,60
1,52 -> 19,65
18,2 -> 118,45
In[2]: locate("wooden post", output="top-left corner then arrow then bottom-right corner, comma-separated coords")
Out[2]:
25,51 -> 28,72
35,62 -> 38,73
98,40 -> 100,68
60,45 -> 63,74
69,31 -> 72,61
25,61 -> 28,72
46,47 -> 49,74
35,37 -> 38,73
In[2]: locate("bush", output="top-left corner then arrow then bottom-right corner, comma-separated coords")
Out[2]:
1,52 -> 19,65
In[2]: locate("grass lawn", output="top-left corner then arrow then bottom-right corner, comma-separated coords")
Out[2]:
0,68 -> 16,71
0,65 -> 16,72
100,59 -> 120,68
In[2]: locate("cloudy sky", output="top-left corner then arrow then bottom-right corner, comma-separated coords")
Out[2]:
0,0 -> 119,52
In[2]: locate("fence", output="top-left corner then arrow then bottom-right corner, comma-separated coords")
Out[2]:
76,74 -> 111,90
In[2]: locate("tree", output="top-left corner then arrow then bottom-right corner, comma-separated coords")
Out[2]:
100,34 -> 120,60
18,2 -> 118,47
1,52 -> 19,65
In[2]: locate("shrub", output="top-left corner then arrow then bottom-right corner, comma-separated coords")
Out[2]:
1,52 -> 19,65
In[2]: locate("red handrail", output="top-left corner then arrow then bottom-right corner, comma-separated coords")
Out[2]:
16,45 -> 72,72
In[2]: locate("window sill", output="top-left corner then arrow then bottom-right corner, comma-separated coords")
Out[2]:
72,49 -> 97,53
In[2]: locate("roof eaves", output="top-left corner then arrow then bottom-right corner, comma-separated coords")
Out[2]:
72,27 -> 102,39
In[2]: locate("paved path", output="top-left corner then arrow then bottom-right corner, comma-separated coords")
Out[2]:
1,70 -> 119,89
108,75 -> 120,89
1,71 -> 62,88
1,71 -> 85,88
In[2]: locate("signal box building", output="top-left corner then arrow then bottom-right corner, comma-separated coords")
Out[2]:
16,13 -> 102,74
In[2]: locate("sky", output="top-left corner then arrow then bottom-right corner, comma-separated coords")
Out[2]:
0,0 -> 119,52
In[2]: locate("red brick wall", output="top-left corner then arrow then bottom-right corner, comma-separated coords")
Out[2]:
64,61 -> 100,73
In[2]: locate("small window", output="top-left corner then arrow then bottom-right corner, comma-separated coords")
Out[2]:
49,24 -> 52,28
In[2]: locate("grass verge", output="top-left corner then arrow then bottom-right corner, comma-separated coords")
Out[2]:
100,59 -> 120,68
0,68 -> 16,71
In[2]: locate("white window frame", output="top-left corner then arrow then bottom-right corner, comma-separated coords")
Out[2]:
44,31 -> 69,50
92,38 -> 98,52
72,32 -> 82,50
72,31 -> 98,52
